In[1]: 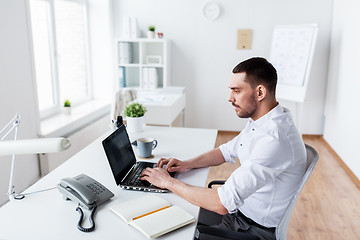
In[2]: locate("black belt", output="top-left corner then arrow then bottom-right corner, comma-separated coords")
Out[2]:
237,211 -> 276,233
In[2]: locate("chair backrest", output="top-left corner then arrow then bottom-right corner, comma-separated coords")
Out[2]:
275,144 -> 319,240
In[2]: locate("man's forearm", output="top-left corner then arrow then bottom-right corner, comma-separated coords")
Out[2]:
165,177 -> 228,215
186,148 -> 225,169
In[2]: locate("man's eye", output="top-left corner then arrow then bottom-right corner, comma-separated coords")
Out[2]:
234,90 -> 240,93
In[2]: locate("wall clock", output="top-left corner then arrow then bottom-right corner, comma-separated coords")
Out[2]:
202,2 -> 221,20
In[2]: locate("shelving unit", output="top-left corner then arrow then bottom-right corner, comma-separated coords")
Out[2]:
116,38 -> 169,90
114,38 -> 186,127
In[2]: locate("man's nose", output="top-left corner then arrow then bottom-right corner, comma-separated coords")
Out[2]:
228,95 -> 235,103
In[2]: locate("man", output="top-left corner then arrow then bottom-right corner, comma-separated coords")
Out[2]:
141,57 -> 306,240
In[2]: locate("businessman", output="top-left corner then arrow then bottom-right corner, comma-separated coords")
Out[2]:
141,57 -> 306,240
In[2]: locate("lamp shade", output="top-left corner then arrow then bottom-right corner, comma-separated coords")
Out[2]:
0,138 -> 71,156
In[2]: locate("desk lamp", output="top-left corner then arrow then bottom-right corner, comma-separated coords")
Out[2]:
0,114 -> 71,200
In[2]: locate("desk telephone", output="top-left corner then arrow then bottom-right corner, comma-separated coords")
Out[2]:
57,174 -> 114,232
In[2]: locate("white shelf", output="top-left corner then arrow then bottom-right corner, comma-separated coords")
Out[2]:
142,64 -> 164,68
118,63 -> 141,67
115,38 -> 169,90
117,38 -> 166,43
118,64 -> 164,68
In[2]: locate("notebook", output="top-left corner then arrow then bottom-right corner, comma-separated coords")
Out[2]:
110,195 -> 195,239
102,124 -> 173,193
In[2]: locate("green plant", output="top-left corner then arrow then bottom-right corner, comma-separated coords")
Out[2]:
124,102 -> 147,118
148,25 -> 155,32
64,99 -> 71,107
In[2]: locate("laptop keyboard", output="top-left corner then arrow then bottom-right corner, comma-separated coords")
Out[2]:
128,162 -> 154,186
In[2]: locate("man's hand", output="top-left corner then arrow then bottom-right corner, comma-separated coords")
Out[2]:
141,167 -> 173,189
142,166 -> 228,215
156,158 -> 190,173
156,149 -> 225,173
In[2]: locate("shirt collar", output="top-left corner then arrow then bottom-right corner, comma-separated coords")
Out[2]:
249,103 -> 283,128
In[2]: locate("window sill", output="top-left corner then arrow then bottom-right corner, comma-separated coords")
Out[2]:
39,100 -> 111,137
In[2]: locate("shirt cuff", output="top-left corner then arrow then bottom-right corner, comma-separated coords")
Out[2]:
217,184 -> 241,214
219,144 -> 236,164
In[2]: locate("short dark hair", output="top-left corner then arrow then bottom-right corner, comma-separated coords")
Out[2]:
232,57 -> 277,96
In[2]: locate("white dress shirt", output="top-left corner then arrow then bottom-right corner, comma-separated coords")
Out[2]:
218,104 -> 306,228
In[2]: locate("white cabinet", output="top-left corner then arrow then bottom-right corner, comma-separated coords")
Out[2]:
116,38 -> 170,90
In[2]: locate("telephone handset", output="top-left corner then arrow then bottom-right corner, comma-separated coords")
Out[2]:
57,174 -> 114,209
57,174 -> 114,232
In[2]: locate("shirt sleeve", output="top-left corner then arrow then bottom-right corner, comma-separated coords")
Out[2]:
218,133 -> 293,213
218,134 -> 241,164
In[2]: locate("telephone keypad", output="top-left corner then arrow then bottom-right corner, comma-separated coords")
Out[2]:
87,182 -> 106,195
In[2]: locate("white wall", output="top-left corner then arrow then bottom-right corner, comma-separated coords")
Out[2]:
324,0 -> 360,179
0,0 -> 40,205
114,0 -> 333,134
88,0 -> 114,100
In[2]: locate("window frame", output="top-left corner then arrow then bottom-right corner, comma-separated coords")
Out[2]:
29,0 -> 92,120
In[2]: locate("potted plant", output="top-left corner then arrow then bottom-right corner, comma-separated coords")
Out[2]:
124,102 -> 147,132
63,99 -> 71,115
147,25 -> 155,39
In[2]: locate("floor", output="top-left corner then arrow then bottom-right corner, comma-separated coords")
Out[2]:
207,132 -> 360,240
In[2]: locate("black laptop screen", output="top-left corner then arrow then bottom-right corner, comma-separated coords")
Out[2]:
102,125 -> 136,185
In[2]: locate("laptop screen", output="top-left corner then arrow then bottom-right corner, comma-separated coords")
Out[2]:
102,125 -> 136,185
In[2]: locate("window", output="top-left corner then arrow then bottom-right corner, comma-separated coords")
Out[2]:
29,0 -> 91,118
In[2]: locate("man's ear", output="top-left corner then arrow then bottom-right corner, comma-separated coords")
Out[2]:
256,85 -> 267,101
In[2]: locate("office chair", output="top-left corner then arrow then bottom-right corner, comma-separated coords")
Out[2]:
197,144 -> 319,240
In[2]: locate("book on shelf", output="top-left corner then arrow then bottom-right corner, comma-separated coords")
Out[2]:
109,195 -> 195,239
141,67 -> 149,89
122,16 -> 139,39
118,66 -> 126,88
122,17 -> 131,39
148,67 -> 158,89
141,67 -> 158,90
130,17 -> 139,38
118,42 -> 132,64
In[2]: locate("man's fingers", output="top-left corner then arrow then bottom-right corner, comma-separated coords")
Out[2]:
140,175 -> 147,180
157,158 -> 170,168
142,167 -> 163,176
141,167 -> 152,176
165,158 -> 178,169
167,166 -> 180,172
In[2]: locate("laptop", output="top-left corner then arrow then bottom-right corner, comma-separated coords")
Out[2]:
102,124 -> 173,193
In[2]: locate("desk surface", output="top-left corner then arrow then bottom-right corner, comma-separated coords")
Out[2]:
0,126 -> 217,240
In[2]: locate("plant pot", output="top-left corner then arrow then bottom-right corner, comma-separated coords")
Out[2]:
126,116 -> 144,133
147,31 -> 155,39
63,107 -> 71,115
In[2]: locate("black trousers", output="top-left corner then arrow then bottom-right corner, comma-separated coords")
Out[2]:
195,208 -> 276,240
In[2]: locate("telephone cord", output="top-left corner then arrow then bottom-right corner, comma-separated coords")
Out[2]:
13,186 -> 57,200
76,203 -> 97,232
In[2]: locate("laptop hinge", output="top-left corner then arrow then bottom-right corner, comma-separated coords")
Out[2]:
121,163 -> 137,183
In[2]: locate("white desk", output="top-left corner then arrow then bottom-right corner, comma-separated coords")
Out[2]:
136,87 -> 186,127
0,126 -> 217,239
